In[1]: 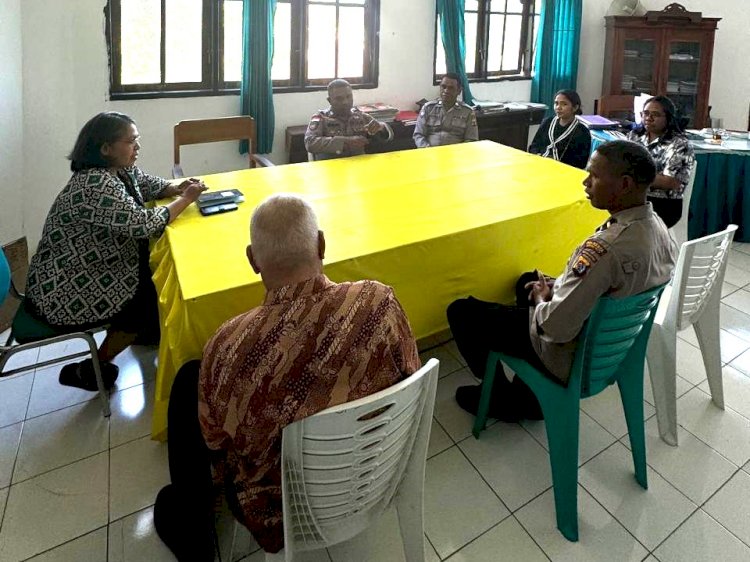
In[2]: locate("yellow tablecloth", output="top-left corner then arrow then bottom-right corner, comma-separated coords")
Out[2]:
150,140 -> 606,440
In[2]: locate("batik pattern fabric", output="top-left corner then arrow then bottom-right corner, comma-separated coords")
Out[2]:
198,274 -> 420,553
25,167 -> 170,326
627,130 -> 695,198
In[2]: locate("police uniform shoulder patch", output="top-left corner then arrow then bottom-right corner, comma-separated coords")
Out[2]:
309,116 -> 321,131
571,239 -> 608,277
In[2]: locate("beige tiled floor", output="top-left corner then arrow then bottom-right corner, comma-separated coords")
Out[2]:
4,242 -> 750,561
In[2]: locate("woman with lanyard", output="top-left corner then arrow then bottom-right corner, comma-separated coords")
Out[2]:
529,89 -> 591,170
627,95 -> 694,228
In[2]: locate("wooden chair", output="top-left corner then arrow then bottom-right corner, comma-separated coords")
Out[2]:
172,116 -> 274,178
594,95 -> 636,120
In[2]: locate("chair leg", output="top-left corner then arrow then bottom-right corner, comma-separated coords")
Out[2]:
395,484 -> 426,562
693,299 -> 724,409
617,376 -> 647,489
84,336 -> 111,417
646,323 -> 679,446
542,399 -> 581,542
472,353 -> 500,439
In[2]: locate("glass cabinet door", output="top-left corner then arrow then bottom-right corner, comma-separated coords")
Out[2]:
621,38 -> 656,95
666,40 -> 701,127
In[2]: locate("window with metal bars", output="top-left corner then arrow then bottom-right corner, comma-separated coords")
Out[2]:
106,0 -> 380,99
434,0 -> 540,84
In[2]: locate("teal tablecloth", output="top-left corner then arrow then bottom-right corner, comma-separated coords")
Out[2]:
591,131 -> 750,242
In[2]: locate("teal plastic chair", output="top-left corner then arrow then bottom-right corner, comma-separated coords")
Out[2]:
472,284 -> 666,542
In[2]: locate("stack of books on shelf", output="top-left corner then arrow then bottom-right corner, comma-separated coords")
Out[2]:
356,103 -> 399,122
669,52 -> 695,61
679,80 -> 697,94
666,81 -> 680,94
621,74 -> 637,90
395,110 -> 418,126
623,49 -> 639,58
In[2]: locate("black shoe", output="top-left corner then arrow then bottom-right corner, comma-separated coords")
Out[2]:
59,359 -> 118,391
455,384 -> 524,423
154,484 -> 216,562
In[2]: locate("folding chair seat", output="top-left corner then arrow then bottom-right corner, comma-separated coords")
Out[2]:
0,248 -> 110,417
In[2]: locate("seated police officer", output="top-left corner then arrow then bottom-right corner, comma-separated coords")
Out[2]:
413,72 -> 478,148
304,79 -> 393,160
447,140 -> 676,421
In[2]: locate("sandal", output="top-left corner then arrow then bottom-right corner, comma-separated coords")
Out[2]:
59,359 -> 119,391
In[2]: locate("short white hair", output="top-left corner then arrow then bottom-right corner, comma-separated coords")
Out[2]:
250,194 -> 320,271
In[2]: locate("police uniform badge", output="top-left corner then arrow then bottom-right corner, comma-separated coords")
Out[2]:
571,239 -> 608,277
309,115 -> 321,131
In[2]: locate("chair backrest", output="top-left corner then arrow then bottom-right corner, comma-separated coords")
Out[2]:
173,116 -> 257,176
669,224 -> 737,331
0,249 -> 10,308
573,284 -> 666,397
594,94 -> 636,120
669,160 -> 698,248
280,358 -> 439,552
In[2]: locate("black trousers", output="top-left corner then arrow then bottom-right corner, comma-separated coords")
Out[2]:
153,360 -> 216,562
446,272 -> 548,417
648,196 -> 683,229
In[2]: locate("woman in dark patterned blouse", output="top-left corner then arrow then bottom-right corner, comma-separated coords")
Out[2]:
628,96 -> 695,228
24,112 -> 207,390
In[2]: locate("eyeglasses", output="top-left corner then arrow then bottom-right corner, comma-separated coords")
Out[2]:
640,111 -> 664,118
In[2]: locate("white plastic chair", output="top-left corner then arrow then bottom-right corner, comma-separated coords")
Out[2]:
262,358 -> 439,562
669,160 -> 698,248
646,224 -> 737,446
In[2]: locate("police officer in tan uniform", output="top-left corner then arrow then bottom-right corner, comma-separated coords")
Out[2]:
413,72 -> 478,148
304,79 -> 393,160
447,140 -> 676,421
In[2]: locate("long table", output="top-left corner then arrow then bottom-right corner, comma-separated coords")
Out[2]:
149,141 -> 606,439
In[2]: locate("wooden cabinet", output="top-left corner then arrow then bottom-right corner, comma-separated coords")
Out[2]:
602,3 -> 720,128
285,107 -> 546,163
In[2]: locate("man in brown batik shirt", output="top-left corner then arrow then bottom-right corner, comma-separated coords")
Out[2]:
154,194 -> 420,560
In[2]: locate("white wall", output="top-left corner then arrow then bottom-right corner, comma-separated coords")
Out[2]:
18,0 -> 750,249
577,0 -> 750,130
0,0 -> 24,243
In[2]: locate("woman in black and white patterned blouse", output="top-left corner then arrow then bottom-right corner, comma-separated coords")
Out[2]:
24,112 -> 207,391
628,96 -> 695,228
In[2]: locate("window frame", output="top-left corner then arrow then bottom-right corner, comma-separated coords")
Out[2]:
433,0 -> 539,85
106,0 -> 380,100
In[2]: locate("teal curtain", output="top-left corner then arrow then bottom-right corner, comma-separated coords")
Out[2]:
240,0 -> 276,154
437,0 -> 475,105
531,0 -> 582,117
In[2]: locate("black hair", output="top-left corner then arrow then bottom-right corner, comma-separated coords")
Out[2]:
595,140 -> 656,189
555,89 -> 583,115
68,112 -> 136,172
442,72 -> 462,89
632,95 -> 684,140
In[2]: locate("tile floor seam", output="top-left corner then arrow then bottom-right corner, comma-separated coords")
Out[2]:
579,448 -> 702,554
676,420 -> 749,468
644,505 -> 705,558
8,448 -> 107,488
16,525 -> 108,562
617,430 -> 740,506
576,473 -> 655,554
448,442 -> 516,550
579,436 -> 703,511
693,467 -> 750,550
